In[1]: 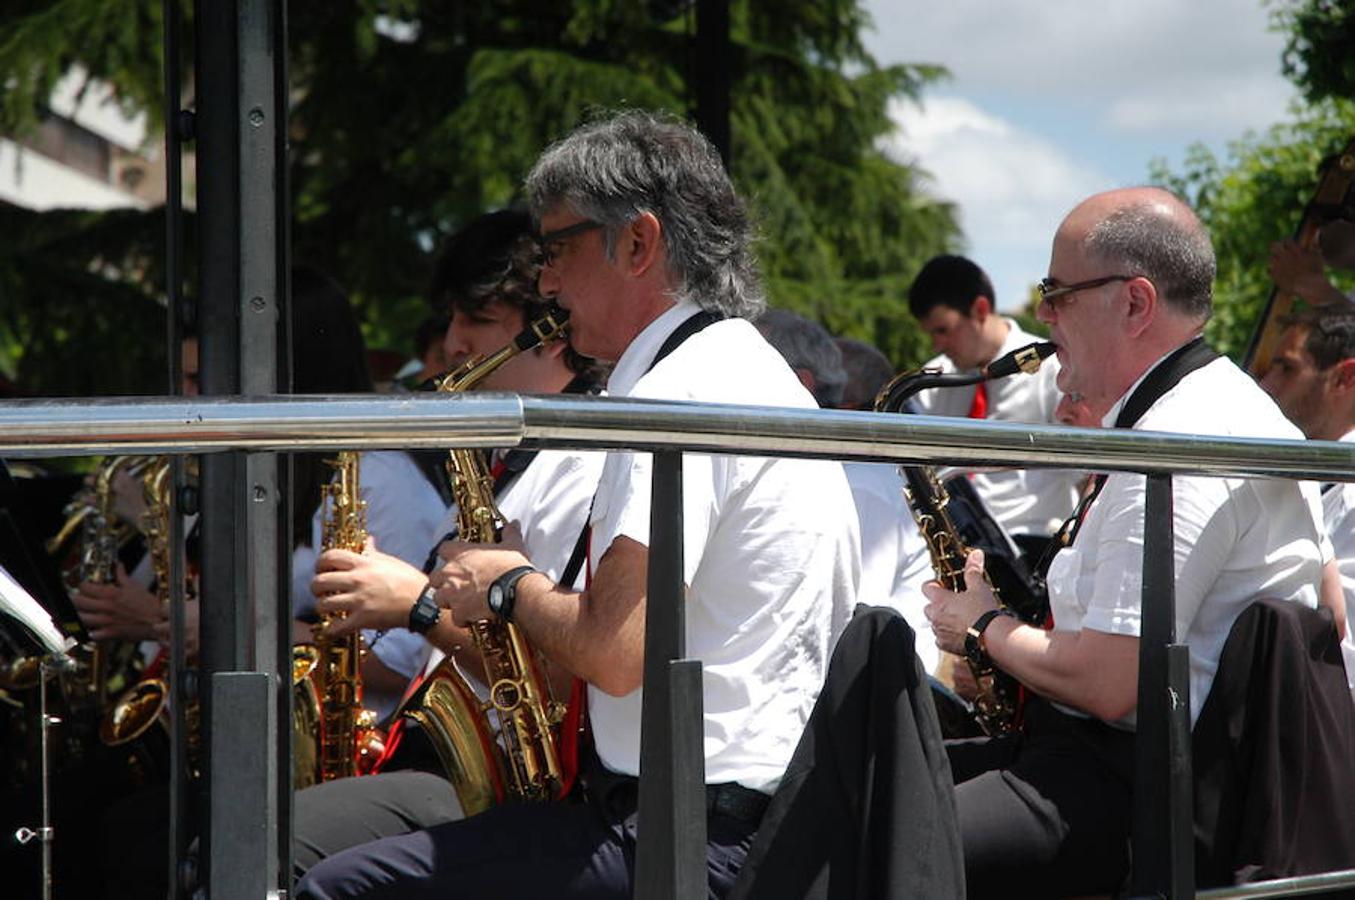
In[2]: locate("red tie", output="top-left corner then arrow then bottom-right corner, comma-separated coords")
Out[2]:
967,381 -> 988,419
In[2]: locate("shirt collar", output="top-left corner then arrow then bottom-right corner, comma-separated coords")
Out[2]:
1100,344 -> 1194,428
606,300 -> 702,396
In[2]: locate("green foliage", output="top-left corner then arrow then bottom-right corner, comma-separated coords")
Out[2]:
0,0 -> 175,136
1149,99 -> 1355,358
0,0 -> 960,394
0,201 -> 170,394
1272,0 -> 1355,103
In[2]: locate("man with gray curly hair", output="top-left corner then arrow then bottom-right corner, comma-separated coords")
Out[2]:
297,111 -> 860,899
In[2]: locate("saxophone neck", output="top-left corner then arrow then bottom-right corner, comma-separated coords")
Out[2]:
875,341 -> 1057,413
434,305 -> 570,395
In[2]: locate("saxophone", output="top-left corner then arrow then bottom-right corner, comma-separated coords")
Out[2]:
2,457 -> 149,696
99,458 -> 188,781
876,341 -> 1055,736
309,451 -> 385,782
395,305 -> 570,814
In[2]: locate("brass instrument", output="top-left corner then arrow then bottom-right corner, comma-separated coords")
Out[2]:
2,457 -> 148,699
876,341 -> 1055,736
310,450 -> 385,782
99,458 -> 186,781
397,305 -> 570,814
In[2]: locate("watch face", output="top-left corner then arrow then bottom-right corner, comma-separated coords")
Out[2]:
488,584 -> 504,612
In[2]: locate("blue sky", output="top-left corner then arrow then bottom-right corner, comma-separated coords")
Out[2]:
862,0 -> 1301,311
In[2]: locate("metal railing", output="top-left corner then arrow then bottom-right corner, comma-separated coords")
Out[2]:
4,391 -> 1355,899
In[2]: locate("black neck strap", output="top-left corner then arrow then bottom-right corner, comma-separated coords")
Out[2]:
1052,336 -> 1219,554
560,309 -> 725,587
648,309 -> 724,373
1113,335 -> 1218,430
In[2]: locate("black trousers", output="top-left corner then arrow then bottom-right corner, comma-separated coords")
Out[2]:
947,698 -> 1136,899
294,767 -> 760,899
293,770 -> 466,877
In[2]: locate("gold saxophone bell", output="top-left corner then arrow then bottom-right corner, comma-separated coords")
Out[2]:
99,678 -> 169,746
292,644 -> 322,789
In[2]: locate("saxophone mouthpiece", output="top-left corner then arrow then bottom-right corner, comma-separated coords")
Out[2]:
515,304 -> 570,351
982,341 -> 1056,380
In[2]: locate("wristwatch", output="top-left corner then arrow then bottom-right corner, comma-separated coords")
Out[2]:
964,607 -> 1015,664
487,565 -> 539,623
408,583 -> 442,635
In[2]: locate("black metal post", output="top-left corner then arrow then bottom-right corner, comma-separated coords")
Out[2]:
161,0 -> 193,894
694,0 -> 732,170
194,0 -> 288,893
1130,473 -> 1195,898
635,451 -> 707,899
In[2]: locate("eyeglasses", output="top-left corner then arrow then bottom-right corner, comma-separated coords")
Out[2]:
1037,274 -> 1138,308
535,219 -> 603,267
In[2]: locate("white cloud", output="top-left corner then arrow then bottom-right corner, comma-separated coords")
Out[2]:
881,95 -> 1114,309
862,0 -> 1297,141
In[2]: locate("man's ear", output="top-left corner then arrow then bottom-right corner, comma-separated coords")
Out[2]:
971,295 -> 992,321
1330,357 -> 1355,392
1122,276 -> 1157,338
619,211 -> 664,277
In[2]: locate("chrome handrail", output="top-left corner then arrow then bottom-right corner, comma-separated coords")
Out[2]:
0,392 -> 1352,483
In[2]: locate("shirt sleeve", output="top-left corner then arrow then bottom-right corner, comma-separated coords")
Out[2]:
590,449 -> 716,586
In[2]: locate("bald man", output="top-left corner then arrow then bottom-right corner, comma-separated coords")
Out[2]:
923,187 -> 1332,897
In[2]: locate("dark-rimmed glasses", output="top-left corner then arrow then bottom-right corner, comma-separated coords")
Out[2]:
535,219 -> 603,267
1037,274 -> 1138,307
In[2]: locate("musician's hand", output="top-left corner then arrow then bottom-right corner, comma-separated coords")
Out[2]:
921,549 -> 998,656
312,538 -> 427,637
110,466 -> 148,526
1268,239 -> 1334,304
72,563 -> 164,642
431,537 -> 532,627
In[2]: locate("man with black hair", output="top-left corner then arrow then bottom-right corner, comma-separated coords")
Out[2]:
908,255 -> 1080,553
1260,304 -> 1355,693
289,209 -> 605,875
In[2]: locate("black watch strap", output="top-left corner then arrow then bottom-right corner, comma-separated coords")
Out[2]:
408,583 -> 441,634
964,608 -> 1013,662
489,565 -> 538,623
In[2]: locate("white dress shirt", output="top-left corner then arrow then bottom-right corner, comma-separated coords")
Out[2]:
1322,430 -> 1355,701
588,302 -> 860,794
912,318 -> 1081,537
1046,354 -> 1329,728
844,462 -> 936,673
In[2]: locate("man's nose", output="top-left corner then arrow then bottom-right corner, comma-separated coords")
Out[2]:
538,265 -> 560,300
443,322 -> 469,360
1036,299 -> 1055,325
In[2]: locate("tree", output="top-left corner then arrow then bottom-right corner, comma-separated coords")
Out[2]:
1272,0 -> 1355,104
0,0 -> 958,395
1150,99 -> 1355,358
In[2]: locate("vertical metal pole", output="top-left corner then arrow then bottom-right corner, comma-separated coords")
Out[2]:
161,7 -> 193,894
194,0 -> 241,886
237,0 -> 284,884
37,659 -> 54,900
635,451 -> 707,899
162,7 -> 192,894
1130,474 -> 1195,898
694,0 -> 732,170
195,0 -> 287,894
